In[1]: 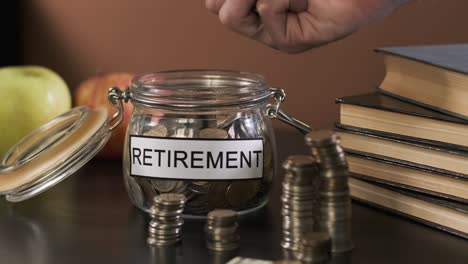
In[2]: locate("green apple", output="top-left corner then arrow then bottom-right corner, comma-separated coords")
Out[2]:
0,66 -> 71,157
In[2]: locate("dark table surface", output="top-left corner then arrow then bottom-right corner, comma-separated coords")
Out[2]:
0,129 -> 467,264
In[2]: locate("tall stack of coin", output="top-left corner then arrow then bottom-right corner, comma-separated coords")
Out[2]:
205,209 -> 240,251
147,193 -> 186,246
305,130 -> 353,253
295,232 -> 331,263
280,155 -> 320,251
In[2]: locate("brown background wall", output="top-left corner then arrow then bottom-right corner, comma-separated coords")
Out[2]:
22,0 -> 468,131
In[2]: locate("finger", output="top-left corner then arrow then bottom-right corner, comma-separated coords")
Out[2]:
205,0 -> 226,15
289,0 -> 308,13
218,0 -> 262,38
257,0 -> 288,43
257,0 -> 308,51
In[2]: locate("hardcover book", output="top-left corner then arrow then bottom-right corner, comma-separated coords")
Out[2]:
334,124 -> 468,176
337,92 -> 468,149
376,44 -> 468,119
347,153 -> 468,204
350,177 -> 468,239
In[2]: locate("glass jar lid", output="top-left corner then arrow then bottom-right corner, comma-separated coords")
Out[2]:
129,70 -> 272,108
0,106 -> 111,202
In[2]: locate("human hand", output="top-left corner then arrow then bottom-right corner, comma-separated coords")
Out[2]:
206,0 -> 408,53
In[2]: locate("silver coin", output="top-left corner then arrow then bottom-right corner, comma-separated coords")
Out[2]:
205,223 -> 239,236
154,193 -> 187,206
305,130 -> 339,147
148,226 -> 182,236
206,241 -> 239,251
199,128 -> 229,139
207,209 -> 237,223
147,237 -> 180,247
151,180 -> 178,193
225,181 -> 260,208
149,220 -> 184,230
189,182 -> 210,194
145,124 -> 168,137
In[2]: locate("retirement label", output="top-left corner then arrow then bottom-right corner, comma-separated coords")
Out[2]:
129,136 -> 264,180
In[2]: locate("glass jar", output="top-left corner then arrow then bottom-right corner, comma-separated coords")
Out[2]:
108,70 -> 310,217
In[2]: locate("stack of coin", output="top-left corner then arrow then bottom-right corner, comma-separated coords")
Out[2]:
295,232 -> 331,263
205,209 -> 240,251
305,130 -> 353,253
147,193 -> 187,247
280,155 -> 320,251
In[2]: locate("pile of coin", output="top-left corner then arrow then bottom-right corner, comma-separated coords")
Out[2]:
295,232 -> 331,263
305,130 -> 353,253
280,155 -> 320,251
205,209 -> 240,251
147,193 -> 186,247
126,114 -> 274,215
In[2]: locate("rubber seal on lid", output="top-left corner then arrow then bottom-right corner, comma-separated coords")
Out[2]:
0,106 -> 111,202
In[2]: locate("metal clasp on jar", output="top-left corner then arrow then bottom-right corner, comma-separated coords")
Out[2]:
266,88 -> 312,134
107,86 -> 131,131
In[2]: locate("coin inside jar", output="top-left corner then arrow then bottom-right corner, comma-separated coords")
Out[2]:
151,180 -> 178,193
226,181 -> 260,208
208,182 -> 231,209
145,124 -> 168,137
120,71 -> 287,217
199,128 -> 229,139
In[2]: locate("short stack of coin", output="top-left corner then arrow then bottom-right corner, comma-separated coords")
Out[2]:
280,155 -> 320,251
305,130 -> 353,253
147,193 -> 186,247
295,232 -> 331,263
205,209 -> 240,251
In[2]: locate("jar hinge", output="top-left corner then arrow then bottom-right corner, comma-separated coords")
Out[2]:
266,88 -> 312,135
107,86 -> 130,132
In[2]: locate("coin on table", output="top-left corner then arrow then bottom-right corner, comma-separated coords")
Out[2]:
207,209 -> 237,222
145,124 -> 168,137
199,128 -> 229,139
149,219 -> 184,230
226,181 -> 260,208
206,241 -> 240,251
154,193 -> 187,206
305,130 -> 339,147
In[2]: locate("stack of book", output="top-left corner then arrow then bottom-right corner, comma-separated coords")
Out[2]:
335,44 -> 468,238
